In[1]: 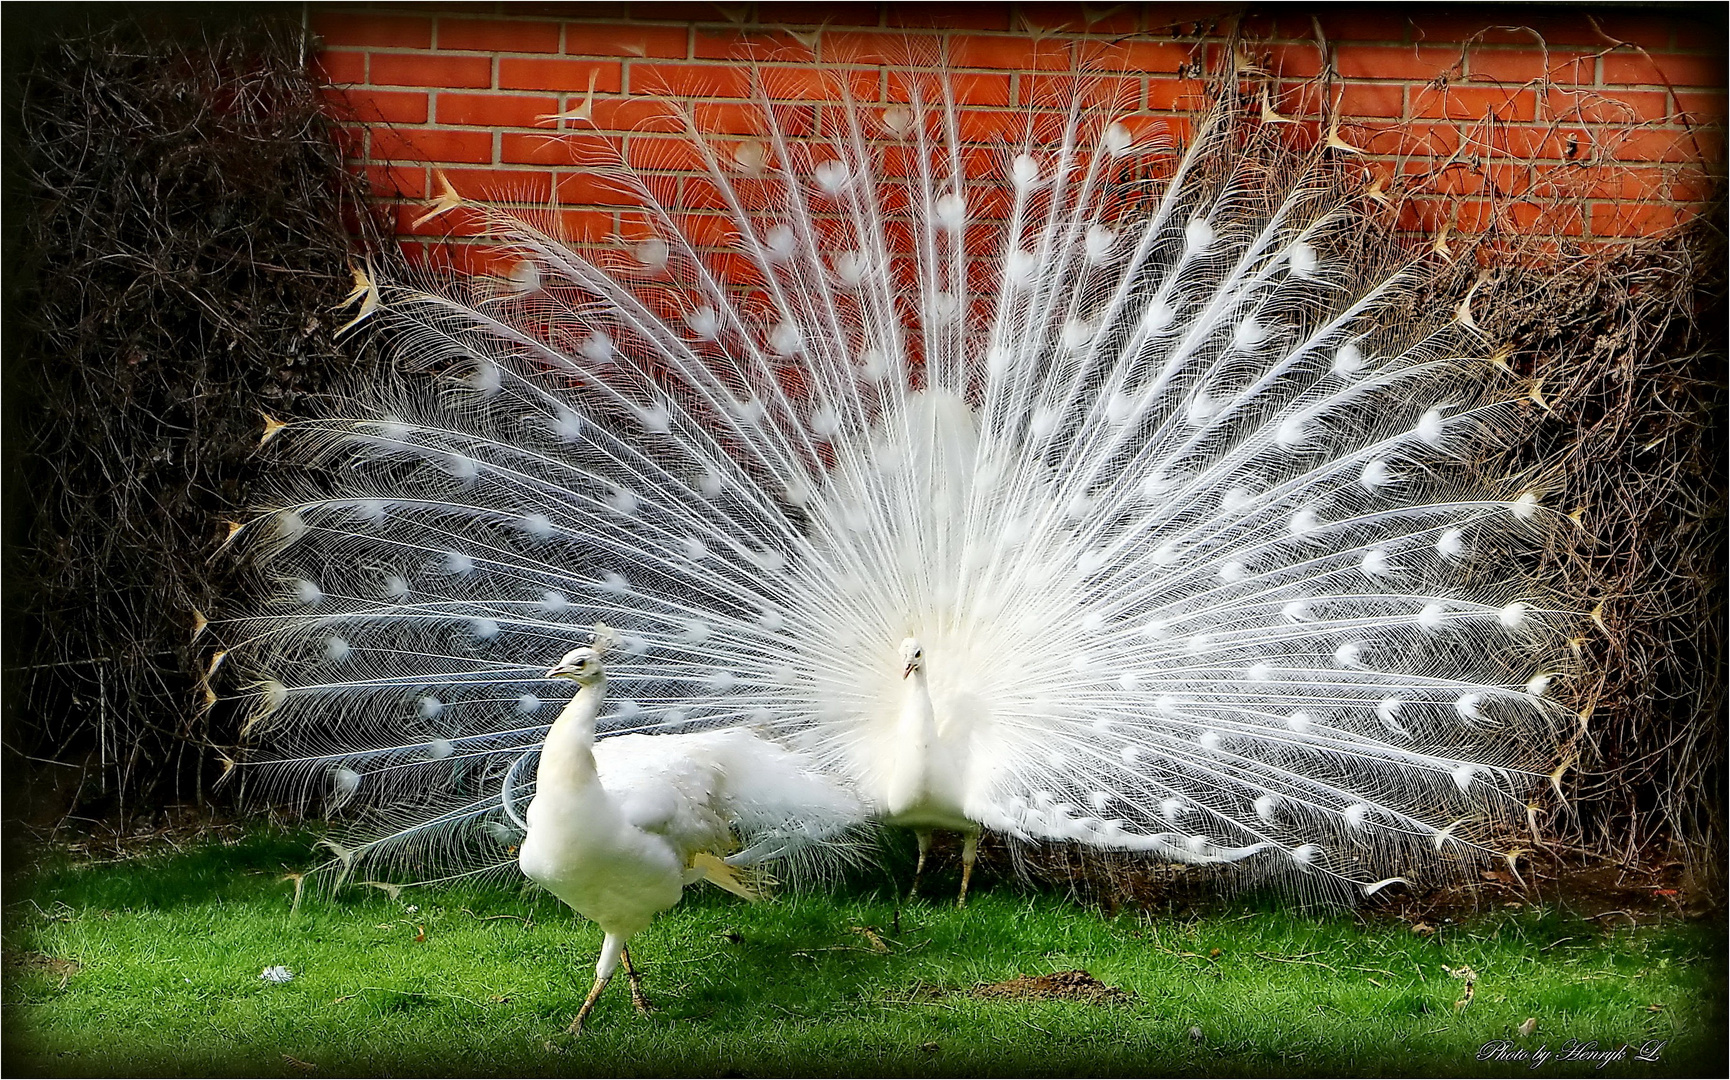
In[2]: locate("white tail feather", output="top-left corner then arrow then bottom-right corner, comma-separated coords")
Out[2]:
223,58 -> 1573,902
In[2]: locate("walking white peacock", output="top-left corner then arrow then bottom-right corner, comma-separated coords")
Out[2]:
220,55 -> 1576,914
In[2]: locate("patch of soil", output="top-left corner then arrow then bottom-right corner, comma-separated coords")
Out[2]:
3,950 -> 82,988
969,969 -> 1134,1005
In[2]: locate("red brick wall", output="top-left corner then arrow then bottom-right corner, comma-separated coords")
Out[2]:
311,4 -> 1725,262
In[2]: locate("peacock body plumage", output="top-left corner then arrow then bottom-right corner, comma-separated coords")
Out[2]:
222,58 -> 1577,904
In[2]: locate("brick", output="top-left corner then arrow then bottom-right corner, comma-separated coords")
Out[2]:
1407,13 -> 1605,48
1264,43 -> 1326,80
499,58 -> 623,93
627,62 -> 753,99
330,122 -> 366,161
313,12 -> 433,50
1590,201 -> 1680,236
580,96 -> 697,134
756,65 -> 877,103
624,134 -> 713,172
1675,90 -> 1728,125
327,88 -> 431,124
438,18 -> 563,53
1418,166 -> 1491,196
1334,45 -> 1460,82
1360,121 -> 1462,156
658,212 -> 732,247
1019,74 -> 1142,110
1495,125 -> 1575,160
673,175 -> 730,211
756,2 -> 881,28
1694,127 -> 1725,164
1500,200 -> 1587,236
459,242 -> 539,277
549,209 -> 616,244
884,70 -> 1011,106
1312,10 -> 1411,42
1394,197 -> 1461,234
692,29 -> 816,62
1146,78 -> 1212,114
1605,49 -> 1727,89
617,2 -> 719,22
366,163 -> 429,199
1664,10 -> 1730,53
557,171 -> 637,205
946,36 -> 1073,71
372,126 -> 496,165
394,202 -> 488,238
1014,1 -> 1142,35
1607,127 -> 1705,165
314,50 -> 367,85
1544,88 -> 1669,126
1574,165 -> 1672,201
563,22 -> 689,58
1114,39 -> 1192,75
1411,85 -> 1534,122
1338,82 -> 1406,119
1467,48 -> 1595,86
1589,13 -> 1679,51
441,167 -> 557,203
501,131 -> 587,167
1671,169 -> 1719,202
823,31 -> 930,67
437,92 -> 560,127
371,53 -> 494,90
883,4 -> 1010,31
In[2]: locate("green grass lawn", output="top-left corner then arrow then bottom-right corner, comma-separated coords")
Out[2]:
2,829 -> 1723,1077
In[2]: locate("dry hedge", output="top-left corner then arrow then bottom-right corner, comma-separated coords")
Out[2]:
2,11 -> 388,825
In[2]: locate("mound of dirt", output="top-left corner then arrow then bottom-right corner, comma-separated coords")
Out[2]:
970,969 -> 1133,1005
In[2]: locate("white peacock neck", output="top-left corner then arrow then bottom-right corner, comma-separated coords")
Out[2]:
900,661 -> 937,750
539,675 -> 605,788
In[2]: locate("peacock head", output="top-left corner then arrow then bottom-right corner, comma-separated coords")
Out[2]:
546,646 -> 606,685
899,637 -> 925,679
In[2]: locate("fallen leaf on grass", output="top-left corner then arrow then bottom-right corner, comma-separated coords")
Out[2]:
280,1054 -> 317,1072
1412,922 -> 1436,936
259,966 -> 294,984
850,926 -> 889,953
1519,1017 -> 1538,1036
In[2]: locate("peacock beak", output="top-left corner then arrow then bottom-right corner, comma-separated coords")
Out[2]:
902,661 -> 915,679
546,663 -> 579,679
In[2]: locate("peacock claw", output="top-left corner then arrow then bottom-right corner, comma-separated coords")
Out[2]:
623,945 -> 652,1015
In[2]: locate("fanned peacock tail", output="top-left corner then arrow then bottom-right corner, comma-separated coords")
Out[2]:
219,54 -> 1579,899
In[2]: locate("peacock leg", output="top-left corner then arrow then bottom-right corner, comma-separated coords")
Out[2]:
621,944 -> 652,1016
957,830 -> 980,907
909,830 -> 933,898
569,931 -> 625,1034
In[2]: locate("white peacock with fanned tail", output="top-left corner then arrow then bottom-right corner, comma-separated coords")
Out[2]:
219,57 -> 1577,912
